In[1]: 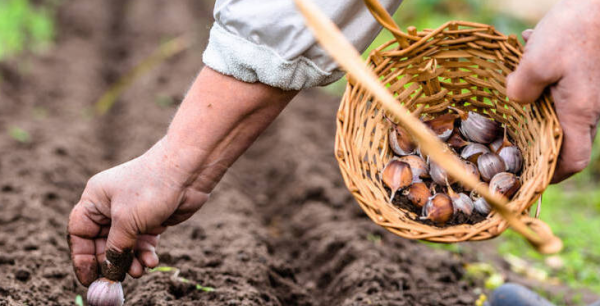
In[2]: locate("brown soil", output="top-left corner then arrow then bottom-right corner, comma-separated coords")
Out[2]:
0,1 -> 595,306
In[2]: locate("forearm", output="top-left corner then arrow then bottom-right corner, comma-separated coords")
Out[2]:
162,67 -> 297,193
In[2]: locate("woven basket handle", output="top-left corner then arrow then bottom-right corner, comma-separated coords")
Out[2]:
363,0 -> 409,48
294,0 -> 563,254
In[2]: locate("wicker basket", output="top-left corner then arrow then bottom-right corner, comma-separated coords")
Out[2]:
331,4 -> 563,245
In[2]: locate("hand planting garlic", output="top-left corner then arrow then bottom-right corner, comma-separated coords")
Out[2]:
382,107 -> 523,226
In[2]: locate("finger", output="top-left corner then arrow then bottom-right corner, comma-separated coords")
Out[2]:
105,210 -> 138,253
103,208 -> 138,281
68,235 -> 98,287
128,258 -> 144,278
68,201 -> 109,286
522,29 -> 533,42
135,235 -> 160,268
506,38 -> 562,105
95,237 -> 107,263
551,119 -> 593,183
139,251 -> 159,269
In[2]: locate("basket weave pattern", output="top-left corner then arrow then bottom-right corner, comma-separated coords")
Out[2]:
335,21 -> 563,242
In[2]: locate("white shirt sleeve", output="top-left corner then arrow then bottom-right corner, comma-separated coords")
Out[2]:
203,0 -> 402,91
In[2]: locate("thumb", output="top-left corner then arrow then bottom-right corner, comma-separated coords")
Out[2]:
103,213 -> 137,281
506,35 -> 561,104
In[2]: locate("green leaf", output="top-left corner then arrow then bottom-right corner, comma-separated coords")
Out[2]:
148,266 -> 175,273
8,126 -> 30,143
196,284 -> 215,292
75,295 -> 84,306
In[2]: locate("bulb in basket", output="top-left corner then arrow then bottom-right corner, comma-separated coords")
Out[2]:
382,107 -> 523,226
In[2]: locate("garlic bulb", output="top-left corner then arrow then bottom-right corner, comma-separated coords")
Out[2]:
397,155 -> 429,182
477,153 -> 506,182
489,137 -> 504,153
430,161 -> 456,185
473,197 -> 491,215
489,127 -> 513,153
402,182 -> 431,208
424,113 -> 458,141
382,160 -> 413,201
447,185 -> 474,215
464,161 -> 481,179
87,278 -> 124,306
498,146 -> 523,174
460,161 -> 481,192
389,125 -> 416,156
460,143 -> 490,163
454,108 -> 502,144
422,193 -> 454,225
489,172 -> 521,198
447,128 -> 470,150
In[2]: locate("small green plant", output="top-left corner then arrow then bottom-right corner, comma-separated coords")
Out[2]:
148,266 -> 215,292
0,0 -> 55,60
8,126 -> 30,143
74,294 -> 84,306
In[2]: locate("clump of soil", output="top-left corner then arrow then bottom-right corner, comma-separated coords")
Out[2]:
1,1 -> 592,306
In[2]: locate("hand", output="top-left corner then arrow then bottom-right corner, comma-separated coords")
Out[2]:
67,137 -> 210,285
506,0 -> 600,183
68,67 -> 297,286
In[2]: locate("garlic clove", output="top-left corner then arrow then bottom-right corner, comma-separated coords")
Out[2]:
87,278 -> 124,306
473,197 -> 491,215
498,146 -> 523,174
416,147 -> 430,164
424,113 -> 458,141
397,155 -> 429,182
447,128 -> 470,150
447,185 -> 474,215
459,160 -> 481,192
453,108 -> 502,144
477,153 -> 506,182
389,125 -> 416,156
422,193 -> 454,225
452,193 -> 474,215
489,127 -> 513,153
489,172 -> 521,199
489,137 -> 504,153
460,143 -> 490,164
429,161 -> 456,185
382,160 -> 413,202
402,182 -> 431,208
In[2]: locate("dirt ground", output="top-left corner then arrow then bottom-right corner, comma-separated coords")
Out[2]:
0,1 -> 596,305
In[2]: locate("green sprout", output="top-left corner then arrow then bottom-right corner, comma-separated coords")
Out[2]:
8,126 -> 30,143
74,294 -> 84,306
149,266 -> 215,292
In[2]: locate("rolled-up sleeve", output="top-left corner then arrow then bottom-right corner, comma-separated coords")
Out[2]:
203,0 -> 402,91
